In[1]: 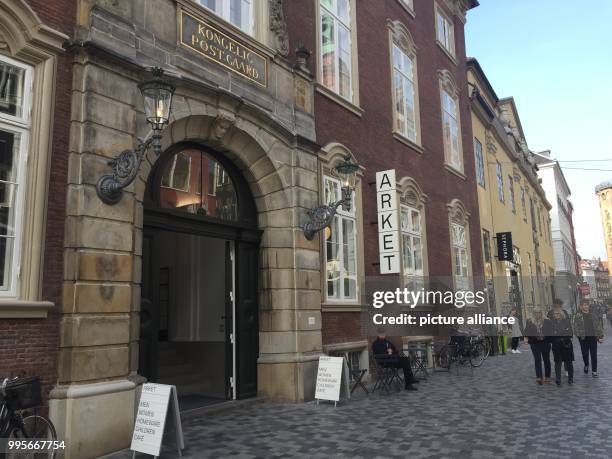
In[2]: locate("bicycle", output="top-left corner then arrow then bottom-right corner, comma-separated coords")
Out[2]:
435,335 -> 486,370
1,376 -> 57,459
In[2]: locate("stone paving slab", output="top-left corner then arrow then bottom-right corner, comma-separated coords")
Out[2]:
103,332 -> 612,458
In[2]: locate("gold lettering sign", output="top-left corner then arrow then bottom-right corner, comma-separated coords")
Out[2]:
179,9 -> 267,87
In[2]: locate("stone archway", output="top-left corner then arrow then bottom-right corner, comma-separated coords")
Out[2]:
53,88 -> 322,457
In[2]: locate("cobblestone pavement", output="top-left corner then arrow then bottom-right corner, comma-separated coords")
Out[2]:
105,334 -> 612,459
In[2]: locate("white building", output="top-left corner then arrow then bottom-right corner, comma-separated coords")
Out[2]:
534,151 -> 580,311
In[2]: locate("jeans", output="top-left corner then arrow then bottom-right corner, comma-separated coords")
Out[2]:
579,336 -> 598,372
511,337 -> 520,350
530,341 -> 551,379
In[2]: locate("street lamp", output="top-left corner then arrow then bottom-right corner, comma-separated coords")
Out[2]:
96,67 -> 175,205
303,156 -> 360,240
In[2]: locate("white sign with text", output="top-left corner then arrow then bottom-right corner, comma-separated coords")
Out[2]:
376,169 -> 400,274
130,383 -> 184,457
315,356 -> 344,402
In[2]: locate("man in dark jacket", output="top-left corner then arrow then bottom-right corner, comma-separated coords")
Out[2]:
573,299 -> 604,377
372,335 -> 418,391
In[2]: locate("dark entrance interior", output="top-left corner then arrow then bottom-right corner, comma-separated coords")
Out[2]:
139,144 -> 261,409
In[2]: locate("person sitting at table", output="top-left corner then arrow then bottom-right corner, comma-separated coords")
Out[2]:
372,335 -> 418,391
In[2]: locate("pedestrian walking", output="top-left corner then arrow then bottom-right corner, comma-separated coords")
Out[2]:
548,299 -> 574,386
509,308 -> 523,354
573,299 -> 604,378
524,310 -> 553,385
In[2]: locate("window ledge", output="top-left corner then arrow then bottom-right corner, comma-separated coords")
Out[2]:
323,340 -> 368,353
444,164 -> 466,180
436,40 -> 457,65
393,132 -> 424,154
315,84 -> 364,118
322,302 -> 367,312
0,300 -> 54,319
396,1 -> 416,18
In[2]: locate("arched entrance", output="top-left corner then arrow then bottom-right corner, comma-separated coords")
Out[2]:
139,142 -> 261,406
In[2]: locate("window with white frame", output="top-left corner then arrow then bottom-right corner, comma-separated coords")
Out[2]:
324,175 -> 357,301
0,56 -> 32,297
199,0 -> 253,35
400,205 -> 423,289
520,187 -> 526,220
320,0 -> 353,101
441,88 -> 462,171
435,5 -> 455,57
451,222 -> 469,291
398,0 -> 414,13
496,161 -> 504,203
392,42 -> 418,142
474,138 -> 485,187
508,175 -> 516,213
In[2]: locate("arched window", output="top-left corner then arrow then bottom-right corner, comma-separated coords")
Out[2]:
158,148 -> 238,221
447,198 -> 471,291
439,69 -> 463,173
388,20 -> 421,146
398,176 -> 428,290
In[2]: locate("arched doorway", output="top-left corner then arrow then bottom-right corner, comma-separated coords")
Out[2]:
139,142 -> 261,407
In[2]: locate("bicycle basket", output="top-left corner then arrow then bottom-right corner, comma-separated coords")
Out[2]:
5,376 -> 42,411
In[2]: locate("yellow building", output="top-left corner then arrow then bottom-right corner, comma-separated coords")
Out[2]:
467,59 -> 556,321
596,180 -> 612,267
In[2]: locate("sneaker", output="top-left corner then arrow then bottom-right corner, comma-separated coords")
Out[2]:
511,350 -> 517,354
584,365 -> 589,374
536,379 -> 543,385
556,380 -> 561,387
593,372 -> 598,378
515,349 -> 521,354
568,378 -> 574,385
405,385 -> 418,391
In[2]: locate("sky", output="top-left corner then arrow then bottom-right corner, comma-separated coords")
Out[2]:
465,0 -> 612,261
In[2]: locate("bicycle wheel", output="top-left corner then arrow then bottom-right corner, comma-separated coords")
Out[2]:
7,414 -> 57,459
482,338 -> 491,360
436,346 -> 452,370
469,342 -> 486,368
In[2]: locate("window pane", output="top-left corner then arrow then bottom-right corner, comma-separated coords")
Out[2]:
0,182 -> 17,236
0,61 -> 26,118
0,235 -> 14,290
326,216 -> 340,298
342,218 -> 356,299
338,25 -> 351,98
403,77 -> 416,140
324,177 -> 339,204
0,129 -> 20,183
411,210 -> 420,233
413,236 -> 422,272
394,72 -> 405,133
321,12 -> 336,91
337,0 -> 350,24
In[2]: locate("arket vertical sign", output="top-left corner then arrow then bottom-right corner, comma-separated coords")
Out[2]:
376,170 -> 400,274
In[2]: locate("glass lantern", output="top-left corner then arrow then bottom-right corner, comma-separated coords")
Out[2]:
138,68 -> 175,132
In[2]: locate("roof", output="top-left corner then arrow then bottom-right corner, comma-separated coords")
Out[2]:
466,58 -> 499,103
468,0 -> 480,9
596,180 -> 612,193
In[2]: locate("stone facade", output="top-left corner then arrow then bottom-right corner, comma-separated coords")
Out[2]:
50,1 -> 323,457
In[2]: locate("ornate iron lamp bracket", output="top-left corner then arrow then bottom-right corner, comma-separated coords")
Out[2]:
303,189 -> 352,240
96,132 -> 161,205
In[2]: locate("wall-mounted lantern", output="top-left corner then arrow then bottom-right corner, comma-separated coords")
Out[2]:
96,67 -> 175,205
303,156 -> 360,240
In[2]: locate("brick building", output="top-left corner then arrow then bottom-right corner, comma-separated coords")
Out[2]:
0,0 -> 73,411
286,0 -> 482,360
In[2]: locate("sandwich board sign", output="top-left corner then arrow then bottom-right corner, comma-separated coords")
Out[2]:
315,355 -> 346,406
376,169 -> 400,274
130,383 -> 184,458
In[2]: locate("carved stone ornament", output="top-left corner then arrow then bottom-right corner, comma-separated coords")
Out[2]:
485,129 -> 497,155
269,0 -> 289,57
211,112 -> 236,140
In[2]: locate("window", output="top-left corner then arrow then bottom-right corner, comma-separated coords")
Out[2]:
441,88 -> 462,171
482,229 -> 491,263
496,161 -> 504,203
392,43 -> 418,142
159,149 -> 238,221
161,152 -> 191,192
435,5 -> 455,57
520,187 -> 526,220
474,138 -> 485,187
324,175 -> 357,301
451,223 -> 469,291
320,0 -> 353,101
199,0 -> 253,34
0,57 -> 31,297
400,205 -> 423,289
508,176 -> 516,213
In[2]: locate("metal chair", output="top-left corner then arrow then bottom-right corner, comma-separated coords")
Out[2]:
370,354 -> 402,393
406,344 -> 429,380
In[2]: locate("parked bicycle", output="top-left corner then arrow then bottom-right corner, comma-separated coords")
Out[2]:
435,335 -> 487,369
1,376 -> 57,458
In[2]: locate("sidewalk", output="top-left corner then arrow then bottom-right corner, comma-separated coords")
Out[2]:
104,336 -> 612,458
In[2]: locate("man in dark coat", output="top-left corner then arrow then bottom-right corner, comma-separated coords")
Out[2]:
573,299 -> 604,377
547,299 -> 574,386
372,335 -> 418,391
